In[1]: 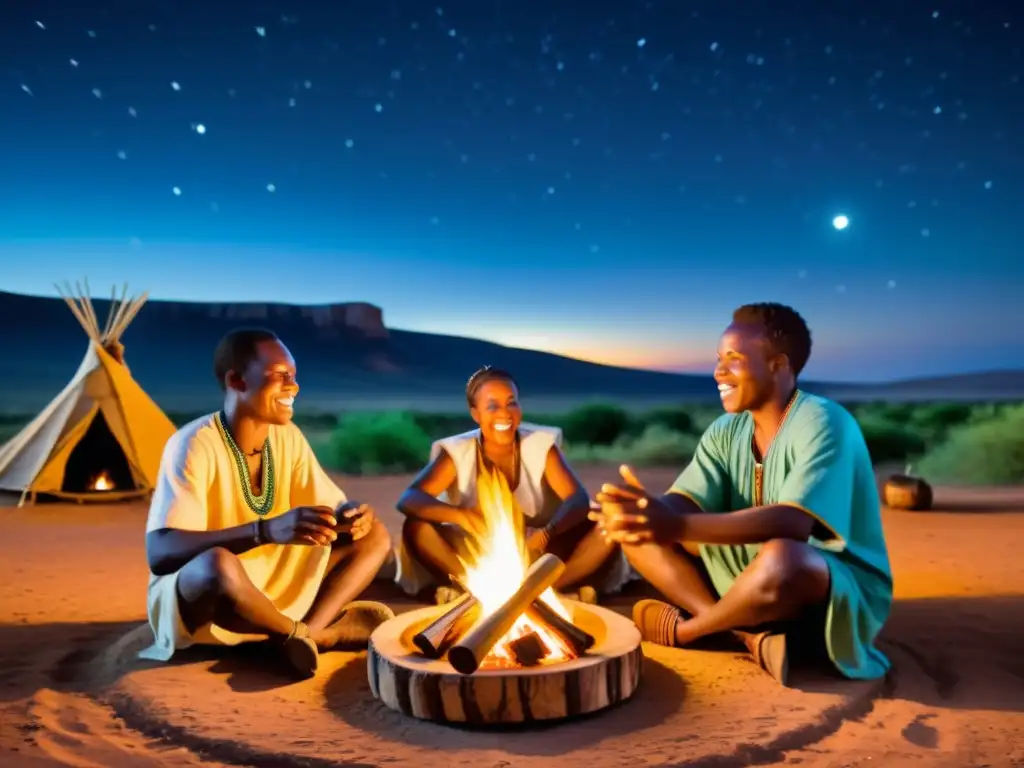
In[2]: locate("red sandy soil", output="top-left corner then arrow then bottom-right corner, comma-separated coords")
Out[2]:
1,466 -> 1023,767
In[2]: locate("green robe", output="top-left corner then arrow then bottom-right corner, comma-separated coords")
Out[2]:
670,391 -> 893,680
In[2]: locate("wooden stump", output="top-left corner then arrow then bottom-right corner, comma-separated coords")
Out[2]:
367,601 -> 643,725
883,474 -> 933,511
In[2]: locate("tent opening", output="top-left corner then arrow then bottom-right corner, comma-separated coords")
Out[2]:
61,410 -> 137,494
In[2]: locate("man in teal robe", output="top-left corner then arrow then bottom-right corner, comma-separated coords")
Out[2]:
592,303 -> 892,686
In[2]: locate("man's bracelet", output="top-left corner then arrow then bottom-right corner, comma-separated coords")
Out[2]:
253,519 -> 266,546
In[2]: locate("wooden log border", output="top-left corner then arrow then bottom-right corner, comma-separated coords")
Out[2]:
367,603 -> 644,725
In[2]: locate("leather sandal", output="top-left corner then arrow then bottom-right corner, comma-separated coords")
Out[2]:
282,619 -> 319,679
751,631 -> 789,686
632,599 -> 682,647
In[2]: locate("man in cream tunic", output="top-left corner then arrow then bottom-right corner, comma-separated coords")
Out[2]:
141,328 -> 393,678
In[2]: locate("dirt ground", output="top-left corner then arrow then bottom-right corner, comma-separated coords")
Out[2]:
1,466 -> 1023,767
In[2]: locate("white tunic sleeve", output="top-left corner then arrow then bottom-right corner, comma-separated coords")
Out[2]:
145,430 -> 214,533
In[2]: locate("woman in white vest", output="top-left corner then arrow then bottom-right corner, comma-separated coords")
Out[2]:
396,366 -> 630,603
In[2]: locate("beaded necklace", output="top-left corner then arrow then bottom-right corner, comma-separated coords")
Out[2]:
752,389 -> 800,507
215,411 -> 276,517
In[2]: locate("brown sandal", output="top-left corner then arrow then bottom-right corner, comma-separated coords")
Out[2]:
632,599 -> 682,647
324,601 -> 396,649
282,620 -> 319,679
751,631 -> 789,686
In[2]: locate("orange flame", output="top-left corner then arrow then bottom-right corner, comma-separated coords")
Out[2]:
91,471 -> 114,491
457,468 -> 573,666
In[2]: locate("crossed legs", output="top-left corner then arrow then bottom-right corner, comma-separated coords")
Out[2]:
176,520 -> 392,651
623,538 -> 830,682
401,517 -> 619,595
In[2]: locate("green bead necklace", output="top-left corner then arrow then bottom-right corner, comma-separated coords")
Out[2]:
215,411 -> 276,517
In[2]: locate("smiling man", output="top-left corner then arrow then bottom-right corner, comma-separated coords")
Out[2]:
592,303 -> 893,686
140,328 -> 394,679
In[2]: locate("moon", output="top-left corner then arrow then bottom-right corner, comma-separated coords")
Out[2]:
832,214 -> 850,230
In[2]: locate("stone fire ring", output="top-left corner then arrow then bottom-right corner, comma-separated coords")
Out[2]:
367,600 -> 643,725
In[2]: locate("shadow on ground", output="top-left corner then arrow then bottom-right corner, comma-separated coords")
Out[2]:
1,590 -> 1021,724
324,653 -> 686,756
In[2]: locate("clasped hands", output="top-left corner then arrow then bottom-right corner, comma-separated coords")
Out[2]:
588,465 -> 686,545
263,501 -> 376,546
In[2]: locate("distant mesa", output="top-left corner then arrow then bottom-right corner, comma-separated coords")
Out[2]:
0,289 -> 714,412
149,298 -> 389,338
0,289 -> 1021,413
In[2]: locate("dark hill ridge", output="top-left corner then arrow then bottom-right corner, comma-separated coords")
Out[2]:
0,290 -> 1020,413
1,290 -> 718,411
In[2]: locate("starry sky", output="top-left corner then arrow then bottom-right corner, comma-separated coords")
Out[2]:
2,1 -> 1022,382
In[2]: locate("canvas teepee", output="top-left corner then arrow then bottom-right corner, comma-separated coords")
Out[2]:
0,280 -> 177,506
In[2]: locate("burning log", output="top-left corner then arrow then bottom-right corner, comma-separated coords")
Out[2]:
525,599 -> 596,657
508,632 -> 548,666
448,553 -> 565,675
412,593 -> 594,661
411,592 -> 481,658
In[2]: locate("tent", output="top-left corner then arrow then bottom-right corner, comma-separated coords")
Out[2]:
0,280 -> 177,506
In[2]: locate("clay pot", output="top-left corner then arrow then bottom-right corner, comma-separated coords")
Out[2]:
883,474 -> 933,511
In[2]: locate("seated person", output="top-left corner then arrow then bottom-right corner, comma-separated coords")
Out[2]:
592,303 -> 893,687
396,366 -> 630,604
140,328 -> 394,679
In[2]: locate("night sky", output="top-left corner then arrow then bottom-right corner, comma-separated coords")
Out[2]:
2,1 -> 1021,381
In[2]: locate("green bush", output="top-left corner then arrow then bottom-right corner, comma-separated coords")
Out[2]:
917,404 -> 1024,485
964,401 -> 1022,427
293,412 -> 341,430
686,405 -> 725,434
560,403 -> 631,446
408,411 -> 475,440
623,425 -> 699,466
848,402 -> 918,426
905,403 -> 974,443
319,411 -> 432,475
639,405 -> 694,436
565,425 -> 698,467
854,416 -> 927,464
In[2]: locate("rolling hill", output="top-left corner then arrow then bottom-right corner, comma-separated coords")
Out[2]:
1,290 -> 1020,414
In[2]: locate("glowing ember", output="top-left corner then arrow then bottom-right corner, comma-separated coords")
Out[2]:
457,468 -> 573,666
90,471 -> 114,491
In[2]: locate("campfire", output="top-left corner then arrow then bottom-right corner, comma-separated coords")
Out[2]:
90,470 -> 115,492
367,468 -> 643,725
411,468 -> 593,673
